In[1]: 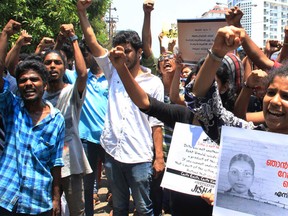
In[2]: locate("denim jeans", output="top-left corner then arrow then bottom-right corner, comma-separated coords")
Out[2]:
61,174 -> 85,216
82,140 -> 106,216
150,172 -> 164,216
104,153 -> 154,216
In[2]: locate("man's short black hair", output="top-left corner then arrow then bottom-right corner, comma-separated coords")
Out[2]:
42,49 -> 67,69
24,53 -> 43,62
15,60 -> 48,84
112,30 -> 143,51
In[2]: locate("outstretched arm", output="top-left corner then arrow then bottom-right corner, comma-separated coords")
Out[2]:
193,26 -> 245,97
234,69 -> 267,122
109,45 -> 164,176
0,19 -> 21,91
264,39 -> 282,59
54,32 -> 68,51
169,53 -> 185,105
34,37 -> 55,54
60,24 -> 87,94
77,0 -> 106,57
276,26 -> 288,63
226,6 -> 274,70
109,46 -> 150,109
5,30 -> 32,76
142,2 -> 154,59
158,32 -> 166,54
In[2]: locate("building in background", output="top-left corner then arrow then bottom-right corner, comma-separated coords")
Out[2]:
201,2 -> 228,18
228,0 -> 288,48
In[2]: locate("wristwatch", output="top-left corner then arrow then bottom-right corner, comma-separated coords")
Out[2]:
69,35 -> 78,42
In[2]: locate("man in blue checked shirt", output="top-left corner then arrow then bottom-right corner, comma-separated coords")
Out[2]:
0,20 -> 65,216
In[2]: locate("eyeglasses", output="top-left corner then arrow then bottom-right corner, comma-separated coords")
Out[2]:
229,169 -> 253,178
158,54 -> 175,62
43,60 -> 63,65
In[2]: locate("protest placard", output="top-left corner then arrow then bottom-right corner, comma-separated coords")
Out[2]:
177,18 -> 226,63
213,126 -> 288,216
161,122 -> 219,196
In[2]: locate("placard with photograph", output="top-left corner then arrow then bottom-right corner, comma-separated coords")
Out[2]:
177,19 -> 226,63
213,126 -> 288,216
161,122 -> 219,196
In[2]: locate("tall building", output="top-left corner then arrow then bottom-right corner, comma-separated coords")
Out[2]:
228,0 -> 288,47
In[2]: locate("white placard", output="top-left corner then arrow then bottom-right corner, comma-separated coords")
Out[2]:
161,122 -> 219,196
213,126 -> 288,216
177,19 -> 226,63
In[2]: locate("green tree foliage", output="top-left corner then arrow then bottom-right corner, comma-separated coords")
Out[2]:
0,0 -> 111,52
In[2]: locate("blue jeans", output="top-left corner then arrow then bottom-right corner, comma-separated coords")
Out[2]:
82,140 -> 106,216
104,153 -> 154,216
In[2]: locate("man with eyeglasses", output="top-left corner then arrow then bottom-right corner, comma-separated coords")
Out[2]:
153,49 -> 177,214
157,51 -> 176,98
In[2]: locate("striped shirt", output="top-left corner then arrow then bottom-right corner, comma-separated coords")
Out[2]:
0,79 -> 65,214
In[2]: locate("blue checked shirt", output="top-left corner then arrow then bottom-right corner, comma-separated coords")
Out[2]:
0,79 -> 65,214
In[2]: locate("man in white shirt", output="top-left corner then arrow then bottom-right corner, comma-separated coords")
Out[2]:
77,1 -> 165,215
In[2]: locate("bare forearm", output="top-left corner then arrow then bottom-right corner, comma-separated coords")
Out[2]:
116,64 -> 150,110
0,31 -> 9,71
246,111 -> 264,125
0,31 -> 9,89
5,42 -> 22,76
77,10 -> 105,57
142,12 -> 152,57
152,126 -> 164,159
73,40 -> 86,78
277,36 -> 288,63
169,68 -> 185,105
152,126 -> 165,178
73,40 -> 87,93
51,166 -> 61,197
234,87 -> 253,120
54,40 -> 63,51
193,53 -> 221,97
51,166 -> 61,216
242,32 -> 274,70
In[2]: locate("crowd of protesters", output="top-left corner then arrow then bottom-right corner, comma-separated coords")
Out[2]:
1,0 -> 288,216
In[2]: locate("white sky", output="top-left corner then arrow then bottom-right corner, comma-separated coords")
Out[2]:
110,0 -> 227,56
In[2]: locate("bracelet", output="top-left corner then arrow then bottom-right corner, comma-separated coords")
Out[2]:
69,35 -> 78,42
207,49 -> 223,62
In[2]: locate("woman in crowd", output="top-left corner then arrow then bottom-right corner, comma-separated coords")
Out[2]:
185,25 -> 288,205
